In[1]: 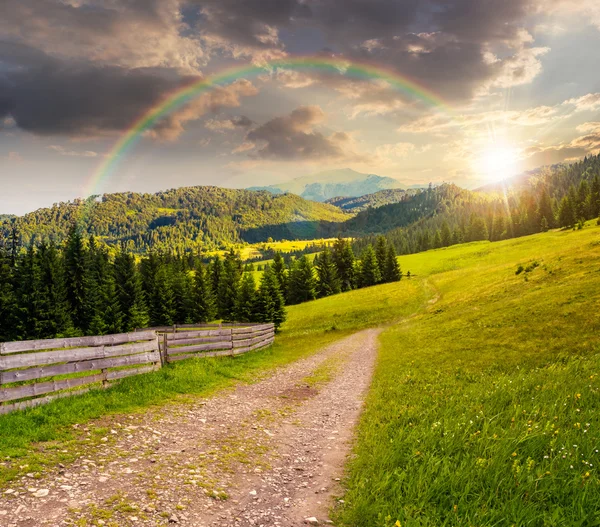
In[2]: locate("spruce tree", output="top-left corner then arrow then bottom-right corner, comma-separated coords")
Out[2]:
332,236 -> 356,292
315,247 -> 341,298
64,225 -> 87,332
359,245 -> 381,287
217,249 -> 243,321
253,265 -> 286,330
0,248 -> 17,342
287,255 -> 316,305
192,264 -> 217,323
375,236 -> 388,281
558,195 -> 576,227
440,221 -> 452,247
235,272 -> 257,322
114,250 -> 149,331
383,245 -> 402,282
271,251 -> 288,299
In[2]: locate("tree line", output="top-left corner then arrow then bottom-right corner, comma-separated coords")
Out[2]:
0,229 -> 403,343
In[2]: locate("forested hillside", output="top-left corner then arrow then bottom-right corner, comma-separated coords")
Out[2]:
325,188 -> 419,211
0,187 -> 349,253
352,154 -> 600,255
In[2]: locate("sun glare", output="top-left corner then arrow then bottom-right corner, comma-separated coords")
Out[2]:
475,144 -> 521,184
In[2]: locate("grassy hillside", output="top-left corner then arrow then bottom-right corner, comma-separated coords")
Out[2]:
337,222 -> 600,526
0,187 -> 350,253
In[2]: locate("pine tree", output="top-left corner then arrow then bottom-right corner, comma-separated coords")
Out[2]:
217,249 -> 243,321
13,245 -> 36,339
253,265 -> 286,330
64,225 -> 87,331
375,236 -> 388,281
332,236 -> 356,292
537,188 -> 554,229
271,252 -> 288,299
358,245 -> 381,287
235,272 -> 257,322
34,243 -> 73,338
558,195 -> 576,227
440,221 -> 452,247
209,255 -> 224,298
433,229 -> 443,249
287,256 -> 316,305
383,245 -> 402,282
170,260 -> 195,324
192,264 -> 217,323
591,174 -> 600,219
315,247 -> 341,298
468,216 -> 489,241
114,250 -> 149,331
0,248 -> 17,342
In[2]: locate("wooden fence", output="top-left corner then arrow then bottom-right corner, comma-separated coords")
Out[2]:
0,323 -> 275,415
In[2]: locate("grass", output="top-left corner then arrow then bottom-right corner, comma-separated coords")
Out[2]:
336,222 -> 600,527
0,272 -> 427,486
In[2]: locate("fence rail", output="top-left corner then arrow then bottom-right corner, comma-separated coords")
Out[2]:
0,322 -> 275,415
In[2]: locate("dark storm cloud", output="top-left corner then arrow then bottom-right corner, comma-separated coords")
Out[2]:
244,105 -> 363,161
0,42 -> 187,136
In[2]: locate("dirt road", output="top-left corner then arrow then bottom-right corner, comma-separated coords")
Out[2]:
0,329 -> 381,527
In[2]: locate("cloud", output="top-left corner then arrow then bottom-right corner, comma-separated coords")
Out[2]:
48,145 -> 98,157
0,0 -> 205,72
577,122 -> 600,134
522,144 -> 587,167
146,80 -> 259,141
5,151 -> 23,163
240,105 -> 366,162
563,93 -> 600,112
205,115 -> 254,132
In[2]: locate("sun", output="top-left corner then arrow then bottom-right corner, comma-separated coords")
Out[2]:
475,144 -> 521,183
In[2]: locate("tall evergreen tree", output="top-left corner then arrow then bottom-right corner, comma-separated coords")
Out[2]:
375,236 -> 388,281
235,272 -> 257,322
253,265 -> 286,330
332,236 -> 356,292
64,225 -> 87,331
468,215 -> 489,241
0,248 -> 17,341
558,195 -> 576,227
287,255 -> 316,305
191,264 -> 217,323
217,249 -> 243,321
359,245 -> 381,287
271,251 -> 288,299
113,250 -> 149,331
440,221 -> 452,247
315,247 -> 341,298
383,245 -> 402,283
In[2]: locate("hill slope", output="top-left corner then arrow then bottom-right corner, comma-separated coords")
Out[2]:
248,168 -> 406,202
0,186 -> 350,252
325,188 -> 420,211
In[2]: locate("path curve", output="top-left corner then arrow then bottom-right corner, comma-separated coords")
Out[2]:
0,328 -> 381,527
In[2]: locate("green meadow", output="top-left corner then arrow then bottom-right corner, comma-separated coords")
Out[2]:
336,222 -> 600,526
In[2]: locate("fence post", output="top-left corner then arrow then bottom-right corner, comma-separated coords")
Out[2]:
163,333 -> 169,364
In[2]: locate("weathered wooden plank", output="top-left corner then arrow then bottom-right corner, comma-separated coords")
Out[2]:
167,329 -> 232,341
0,388 -> 92,415
0,340 -> 158,371
233,337 -> 274,355
0,351 -> 161,384
0,331 -> 157,355
233,331 -> 275,348
106,364 -> 158,381
231,324 -> 273,335
167,341 -> 233,356
168,349 -> 233,362
167,335 -> 232,347
232,328 -> 274,343
0,373 -> 105,403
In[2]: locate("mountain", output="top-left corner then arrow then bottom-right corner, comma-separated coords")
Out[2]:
248,168 -> 405,202
0,186 -> 350,253
326,188 -> 420,212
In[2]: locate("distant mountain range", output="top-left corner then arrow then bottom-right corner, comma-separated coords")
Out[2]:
248,168 -> 409,202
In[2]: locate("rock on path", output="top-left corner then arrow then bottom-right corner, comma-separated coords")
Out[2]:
0,329 -> 381,527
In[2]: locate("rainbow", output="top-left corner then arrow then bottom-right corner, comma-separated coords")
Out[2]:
86,56 -> 449,197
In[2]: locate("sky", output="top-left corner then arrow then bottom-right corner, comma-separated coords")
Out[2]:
1,0 -> 600,215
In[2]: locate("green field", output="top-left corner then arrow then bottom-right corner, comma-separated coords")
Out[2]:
336,222 -> 600,526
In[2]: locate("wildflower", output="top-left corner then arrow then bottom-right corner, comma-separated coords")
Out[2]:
395,521 -> 402,527
512,452 -> 517,457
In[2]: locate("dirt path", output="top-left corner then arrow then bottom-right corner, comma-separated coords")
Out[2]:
0,328 -> 381,527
